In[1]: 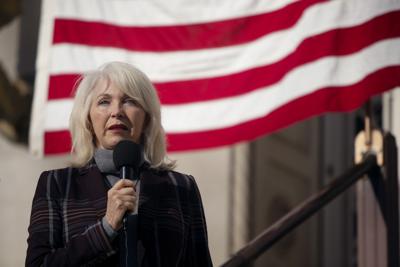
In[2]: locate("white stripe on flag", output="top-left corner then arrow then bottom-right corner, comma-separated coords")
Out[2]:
54,0 -> 297,26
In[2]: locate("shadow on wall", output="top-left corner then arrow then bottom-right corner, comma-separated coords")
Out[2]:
0,0 -> 39,144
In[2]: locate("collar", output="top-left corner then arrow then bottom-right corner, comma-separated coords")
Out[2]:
94,148 -> 118,174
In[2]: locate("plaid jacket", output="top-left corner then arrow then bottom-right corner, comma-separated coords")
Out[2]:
26,163 -> 213,267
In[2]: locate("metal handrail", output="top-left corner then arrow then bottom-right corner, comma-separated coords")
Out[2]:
221,154 -> 379,267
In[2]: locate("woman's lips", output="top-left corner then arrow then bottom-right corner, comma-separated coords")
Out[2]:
108,124 -> 129,131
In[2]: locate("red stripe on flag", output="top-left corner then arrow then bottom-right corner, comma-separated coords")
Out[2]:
44,66 -> 400,154
48,11 -> 400,102
44,130 -> 72,154
52,0 -> 324,51
166,66 -> 400,151
48,74 -> 80,99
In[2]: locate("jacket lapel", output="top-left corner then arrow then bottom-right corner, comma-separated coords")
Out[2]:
138,169 -> 163,214
76,164 -> 109,219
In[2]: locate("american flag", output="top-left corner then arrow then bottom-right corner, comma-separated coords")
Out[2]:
30,0 -> 400,156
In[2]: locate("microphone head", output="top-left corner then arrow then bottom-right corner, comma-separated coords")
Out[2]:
113,140 -> 144,170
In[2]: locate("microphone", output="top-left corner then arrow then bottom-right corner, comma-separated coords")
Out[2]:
113,140 -> 143,267
113,140 -> 144,181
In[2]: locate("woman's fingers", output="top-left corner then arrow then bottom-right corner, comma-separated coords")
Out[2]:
113,179 -> 135,190
111,195 -> 135,206
118,186 -> 135,195
124,201 -> 135,212
105,179 -> 138,230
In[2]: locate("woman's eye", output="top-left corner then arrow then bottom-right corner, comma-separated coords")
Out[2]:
98,99 -> 110,105
124,98 -> 137,105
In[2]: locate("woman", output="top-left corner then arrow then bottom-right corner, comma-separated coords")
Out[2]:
26,62 -> 213,266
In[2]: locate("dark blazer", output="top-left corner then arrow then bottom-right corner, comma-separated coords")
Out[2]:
26,163 -> 213,267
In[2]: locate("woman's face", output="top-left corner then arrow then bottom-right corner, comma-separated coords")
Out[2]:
89,79 -> 146,149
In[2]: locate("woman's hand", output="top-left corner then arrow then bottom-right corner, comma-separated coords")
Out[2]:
105,179 -> 136,231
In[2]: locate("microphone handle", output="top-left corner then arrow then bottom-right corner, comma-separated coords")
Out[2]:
121,166 -> 139,181
121,166 -> 132,180
119,165 -> 139,267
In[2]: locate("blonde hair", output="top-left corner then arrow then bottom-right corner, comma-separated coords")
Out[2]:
69,61 -> 175,170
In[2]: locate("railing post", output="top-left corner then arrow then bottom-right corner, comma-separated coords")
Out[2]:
383,133 -> 399,267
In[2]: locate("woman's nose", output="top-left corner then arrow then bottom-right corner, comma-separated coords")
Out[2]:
110,102 -> 124,118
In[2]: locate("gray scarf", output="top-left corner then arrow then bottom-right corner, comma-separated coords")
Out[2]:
93,148 -> 120,186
